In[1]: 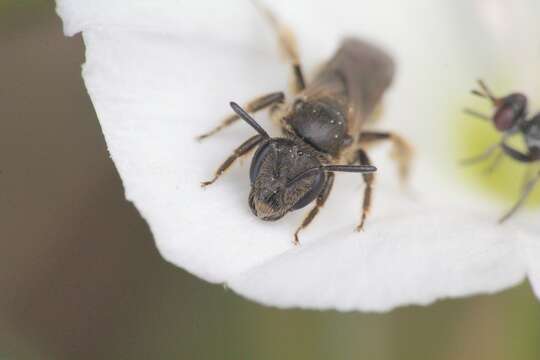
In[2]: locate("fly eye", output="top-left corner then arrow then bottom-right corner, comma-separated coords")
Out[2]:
493,106 -> 516,131
494,93 -> 527,131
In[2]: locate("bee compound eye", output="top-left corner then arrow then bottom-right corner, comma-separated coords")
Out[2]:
249,142 -> 272,184
290,172 -> 325,210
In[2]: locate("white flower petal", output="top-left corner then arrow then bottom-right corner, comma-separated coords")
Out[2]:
57,0 -> 538,310
513,218 -> 540,298
79,28 -> 290,282
228,189 -> 526,312
523,241 -> 540,299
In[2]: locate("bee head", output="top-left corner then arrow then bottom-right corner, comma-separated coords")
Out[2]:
248,138 -> 325,221
228,101 -> 376,222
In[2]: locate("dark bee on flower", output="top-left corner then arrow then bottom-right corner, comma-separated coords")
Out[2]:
198,3 -> 412,244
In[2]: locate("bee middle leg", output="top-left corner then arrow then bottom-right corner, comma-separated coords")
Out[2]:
293,172 -> 335,245
201,135 -> 265,187
354,149 -> 374,232
196,92 -> 284,141
358,131 -> 413,182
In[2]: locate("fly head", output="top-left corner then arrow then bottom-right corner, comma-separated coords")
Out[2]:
472,80 -> 528,132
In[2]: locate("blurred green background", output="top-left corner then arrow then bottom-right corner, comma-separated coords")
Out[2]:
1,2 -> 539,359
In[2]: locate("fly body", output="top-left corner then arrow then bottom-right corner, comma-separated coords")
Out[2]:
465,80 -> 540,222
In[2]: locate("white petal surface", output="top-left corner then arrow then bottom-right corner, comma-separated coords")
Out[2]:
513,218 -> 540,298
57,0 -> 538,310
229,196 -> 526,312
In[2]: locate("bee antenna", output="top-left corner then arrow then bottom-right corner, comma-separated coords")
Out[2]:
230,102 -> 270,138
287,165 -> 377,186
322,165 -> 377,173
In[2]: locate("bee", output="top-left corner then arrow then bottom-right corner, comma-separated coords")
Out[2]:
198,4 -> 412,244
464,79 -> 540,222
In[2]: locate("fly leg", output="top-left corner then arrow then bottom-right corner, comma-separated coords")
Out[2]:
293,173 -> 335,245
354,149 -> 374,232
196,92 -> 284,141
358,131 -> 413,182
460,134 -> 512,167
464,108 -> 490,121
499,170 -> 540,223
483,150 -> 504,174
253,1 -> 306,94
201,135 -> 265,187
500,143 -> 538,163
460,143 -> 500,166
496,143 -> 540,222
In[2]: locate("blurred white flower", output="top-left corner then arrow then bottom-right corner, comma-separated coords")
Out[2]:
56,0 -> 540,311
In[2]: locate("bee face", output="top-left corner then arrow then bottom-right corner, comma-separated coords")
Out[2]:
248,138 -> 325,221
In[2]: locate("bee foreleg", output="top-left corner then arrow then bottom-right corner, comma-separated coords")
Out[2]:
201,135 -> 265,187
293,172 -> 335,245
196,92 -> 284,141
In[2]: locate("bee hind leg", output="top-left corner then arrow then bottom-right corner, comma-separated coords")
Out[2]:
358,131 -> 413,183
